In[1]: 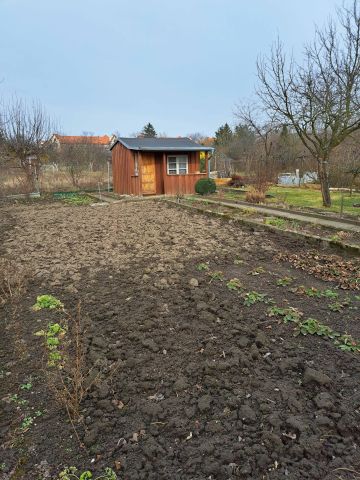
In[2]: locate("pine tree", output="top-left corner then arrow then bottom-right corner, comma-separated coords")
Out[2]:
140,123 -> 157,138
214,123 -> 233,146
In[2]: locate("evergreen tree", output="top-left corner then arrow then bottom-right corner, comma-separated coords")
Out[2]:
214,123 -> 233,146
140,123 -> 157,138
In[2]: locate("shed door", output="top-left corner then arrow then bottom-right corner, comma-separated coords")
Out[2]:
141,155 -> 156,194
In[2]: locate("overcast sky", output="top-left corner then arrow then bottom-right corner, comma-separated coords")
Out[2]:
1,0 -> 340,137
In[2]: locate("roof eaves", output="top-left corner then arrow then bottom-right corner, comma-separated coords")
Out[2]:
110,139 -> 214,152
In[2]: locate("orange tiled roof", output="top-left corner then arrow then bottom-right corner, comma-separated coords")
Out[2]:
54,134 -> 110,145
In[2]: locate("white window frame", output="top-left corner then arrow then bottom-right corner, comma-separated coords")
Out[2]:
167,155 -> 188,175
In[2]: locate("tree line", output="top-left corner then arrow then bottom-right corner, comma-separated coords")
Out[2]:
213,1 -> 360,207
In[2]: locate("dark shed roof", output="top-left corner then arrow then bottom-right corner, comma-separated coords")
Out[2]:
110,137 -> 213,152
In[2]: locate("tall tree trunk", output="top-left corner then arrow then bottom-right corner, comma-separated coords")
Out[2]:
21,158 -> 37,193
317,157 -> 331,207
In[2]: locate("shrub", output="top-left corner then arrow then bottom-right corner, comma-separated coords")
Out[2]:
227,174 -> 245,188
195,178 -> 216,195
245,188 -> 265,204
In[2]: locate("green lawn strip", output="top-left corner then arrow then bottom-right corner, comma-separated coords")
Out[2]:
267,187 -> 360,215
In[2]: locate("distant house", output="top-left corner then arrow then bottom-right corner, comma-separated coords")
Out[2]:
110,137 -> 213,195
50,134 -> 115,150
278,170 -> 317,186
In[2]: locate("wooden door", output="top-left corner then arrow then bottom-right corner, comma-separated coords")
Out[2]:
141,155 -> 156,194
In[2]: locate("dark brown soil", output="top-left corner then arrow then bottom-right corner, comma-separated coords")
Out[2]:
1,199 -> 360,480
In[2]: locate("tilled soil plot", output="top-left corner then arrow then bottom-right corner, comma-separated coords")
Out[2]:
0,199 -> 360,480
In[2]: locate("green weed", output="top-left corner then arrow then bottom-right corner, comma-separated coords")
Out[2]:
334,334 -> 360,352
208,271 -> 224,282
19,415 -> 34,432
35,322 -> 67,367
196,262 -> 209,271
276,277 -> 293,287
9,394 -> 28,406
58,466 -> 117,480
248,266 -> 266,276
267,306 -> 303,323
322,289 -> 339,299
33,294 -> 64,311
297,318 -> 338,338
20,378 -> 32,391
292,285 -> 340,299
226,278 -> 243,291
234,258 -> 244,265
243,291 -> 269,306
19,411 -> 43,433
264,217 -> 286,228
296,318 -> 360,352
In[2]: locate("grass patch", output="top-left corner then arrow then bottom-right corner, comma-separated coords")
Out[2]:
267,186 -> 360,215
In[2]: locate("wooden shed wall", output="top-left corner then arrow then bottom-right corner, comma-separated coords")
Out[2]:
112,144 -> 208,196
112,142 -> 140,195
162,151 -> 207,195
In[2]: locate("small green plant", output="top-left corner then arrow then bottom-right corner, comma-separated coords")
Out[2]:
35,322 -> 67,367
20,378 -> 33,391
233,258 -> 244,265
264,217 -> 286,228
297,318 -> 337,338
226,278 -> 243,291
9,394 -> 28,406
267,306 -> 303,323
303,287 -> 322,298
58,467 -> 117,480
241,207 -> 257,216
33,294 -> 64,311
322,289 -> 339,299
248,266 -> 266,276
20,415 -> 34,432
208,271 -> 224,282
276,277 -> 293,287
334,334 -> 360,352
328,301 -> 344,312
196,262 -> 209,271
0,463 -> 5,471
195,178 -> 216,195
243,291 -> 269,306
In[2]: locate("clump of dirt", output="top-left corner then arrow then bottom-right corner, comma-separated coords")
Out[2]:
0,199 -> 359,480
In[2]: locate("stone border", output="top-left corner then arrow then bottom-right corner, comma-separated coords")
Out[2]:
201,195 -> 360,227
163,199 -> 360,256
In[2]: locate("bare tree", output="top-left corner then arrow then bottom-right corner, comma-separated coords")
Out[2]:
256,1 -> 360,206
236,104 -> 280,189
0,98 -> 54,192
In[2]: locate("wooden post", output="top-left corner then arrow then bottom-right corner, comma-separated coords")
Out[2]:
340,191 -> 344,218
205,151 -> 209,177
162,153 -> 167,195
138,151 -> 142,196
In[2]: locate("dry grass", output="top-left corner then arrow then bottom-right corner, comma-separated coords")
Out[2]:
0,169 -> 109,196
39,170 -> 108,192
0,259 -> 28,305
245,188 -> 266,204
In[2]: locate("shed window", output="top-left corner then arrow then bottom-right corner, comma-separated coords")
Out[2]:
167,155 -> 188,175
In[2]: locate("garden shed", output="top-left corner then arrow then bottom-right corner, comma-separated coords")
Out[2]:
110,137 -> 213,195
